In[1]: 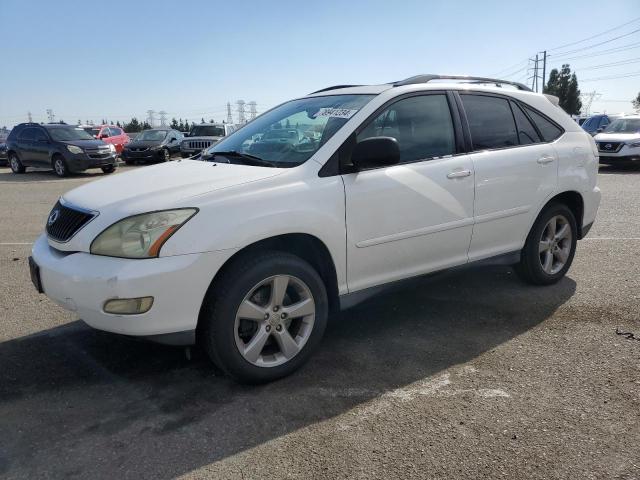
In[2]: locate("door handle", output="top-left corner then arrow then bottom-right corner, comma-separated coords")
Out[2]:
537,155 -> 555,164
447,169 -> 472,179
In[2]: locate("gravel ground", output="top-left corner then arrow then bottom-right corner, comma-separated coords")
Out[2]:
0,164 -> 638,479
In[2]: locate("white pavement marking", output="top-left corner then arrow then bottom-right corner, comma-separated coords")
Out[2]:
583,237 -> 640,240
0,242 -> 33,246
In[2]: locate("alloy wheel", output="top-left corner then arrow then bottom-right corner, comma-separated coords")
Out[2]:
10,156 -> 20,172
234,274 -> 316,367
538,214 -> 572,275
54,159 -> 65,176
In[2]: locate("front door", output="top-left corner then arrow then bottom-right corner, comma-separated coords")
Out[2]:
342,93 -> 475,292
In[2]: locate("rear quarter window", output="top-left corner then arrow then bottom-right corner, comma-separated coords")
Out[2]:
523,106 -> 564,142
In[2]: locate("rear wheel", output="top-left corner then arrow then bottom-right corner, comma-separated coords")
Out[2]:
199,251 -> 328,383
515,203 -> 577,285
52,155 -> 69,177
9,153 -> 25,174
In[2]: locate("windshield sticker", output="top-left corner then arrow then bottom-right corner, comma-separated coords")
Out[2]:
313,108 -> 358,119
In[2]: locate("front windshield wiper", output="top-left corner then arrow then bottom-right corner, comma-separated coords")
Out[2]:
210,150 -> 279,168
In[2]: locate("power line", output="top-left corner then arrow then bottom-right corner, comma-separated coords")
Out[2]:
580,71 -> 640,82
490,58 -> 529,77
550,28 -> 640,58
574,57 -> 640,71
547,16 -> 640,51
551,42 -> 640,62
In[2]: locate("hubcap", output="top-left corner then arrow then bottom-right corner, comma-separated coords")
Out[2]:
539,215 -> 572,275
234,274 -> 315,367
10,157 -> 19,171
54,160 -> 64,175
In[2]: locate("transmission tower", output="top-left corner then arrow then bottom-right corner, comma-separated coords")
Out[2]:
46,109 -> 55,123
158,110 -> 167,127
27,111 -> 32,122
580,91 -> 601,116
146,110 -> 155,127
236,100 -> 246,124
226,102 -> 233,124
248,101 -> 257,120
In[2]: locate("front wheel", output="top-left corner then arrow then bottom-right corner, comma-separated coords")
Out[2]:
101,165 -> 116,174
515,203 -> 577,285
52,156 -> 69,177
199,251 -> 328,383
162,148 -> 171,162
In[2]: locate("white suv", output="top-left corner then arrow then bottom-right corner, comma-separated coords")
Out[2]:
30,75 -> 601,383
593,115 -> 640,166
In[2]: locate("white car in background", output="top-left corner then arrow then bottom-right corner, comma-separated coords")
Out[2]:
30,74 -> 601,383
594,116 -> 640,166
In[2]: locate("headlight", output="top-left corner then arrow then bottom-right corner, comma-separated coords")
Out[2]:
108,144 -> 116,153
90,208 -> 198,258
67,145 -> 83,154
628,142 -> 640,148
150,145 -> 162,150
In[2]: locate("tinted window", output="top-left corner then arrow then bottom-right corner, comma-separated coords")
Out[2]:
32,129 -> 49,142
598,117 -> 609,128
510,102 -> 541,145
47,127 -> 95,141
461,95 -> 518,150
523,107 -> 563,142
357,94 -> 455,163
18,128 -> 36,141
110,127 -> 123,136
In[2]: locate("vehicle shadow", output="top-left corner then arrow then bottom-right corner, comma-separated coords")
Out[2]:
0,265 -> 576,479
598,164 -> 640,175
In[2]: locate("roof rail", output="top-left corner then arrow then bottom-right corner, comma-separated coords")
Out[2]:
392,74 -> 532,92
309,84 -> 362,94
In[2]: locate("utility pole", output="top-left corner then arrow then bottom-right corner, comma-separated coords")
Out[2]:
236,100 -> 246,124
158,110 -> 167,127
146,110 -> 155,127
46,109 -> 55,123
248,101 -> 257,120
226,102 -> 233,124
541,50 -> 547,93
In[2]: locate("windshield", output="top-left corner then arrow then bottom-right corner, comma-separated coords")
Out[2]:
137,130 -> 168,141
47,127 -> 95,141
603,118 -> 640,134
83,128 -> 100,137
190,125 -> 225,137
206,94 -> 375,167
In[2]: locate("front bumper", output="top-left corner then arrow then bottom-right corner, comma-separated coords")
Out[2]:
121,149 -> 163,162
31,234 -> 234,337
598,154 -> 640,165
67,153 -> 117,171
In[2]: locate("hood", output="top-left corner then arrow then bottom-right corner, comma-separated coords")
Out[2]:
594,132 -> 640,142
61,139 -> 109,149
62,159 -> 284,213
126,139 -> 164,148
183,136 -> 222,142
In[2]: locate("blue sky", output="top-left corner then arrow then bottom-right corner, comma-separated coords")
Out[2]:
0,0 -> 638,127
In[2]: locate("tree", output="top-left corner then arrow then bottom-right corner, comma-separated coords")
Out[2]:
123,118 -> 141,133
170,117 -> 179,129
544,64 -> 582,115
178,118 -> 184,131
77,119 -> 82,125
116,121 -> 121,128
201,117 -> 206,124
184,120 -> 190,132
632,92 -> 640,112
141,121 -> 151,130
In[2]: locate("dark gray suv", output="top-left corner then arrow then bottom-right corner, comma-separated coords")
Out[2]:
6,123 -> 118,177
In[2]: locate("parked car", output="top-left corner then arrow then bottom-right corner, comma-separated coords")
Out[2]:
121,128 -> 183,164
180,123 -> 237,158
6,123 -> 117,177
593,115 -> 640,166
29,74 -> 601,383
581,113 -> 624,136
0,143 -> 7,166
81,125 -> 130,154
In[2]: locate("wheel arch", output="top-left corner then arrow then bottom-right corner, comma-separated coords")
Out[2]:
196,232 -> 340,333
538,190 -> 585,239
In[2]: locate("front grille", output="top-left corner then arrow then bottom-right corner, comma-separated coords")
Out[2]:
597,142 -> 623,153
45,201 -> 96,242
187,140 -> 213,150
86,148 -> 112,159
128,147 -> 148,152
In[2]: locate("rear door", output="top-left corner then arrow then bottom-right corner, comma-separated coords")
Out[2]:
31,128 -> 51,165
16,128 -> 37,166
458,93 -> 559,261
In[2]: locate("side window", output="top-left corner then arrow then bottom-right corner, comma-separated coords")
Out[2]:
510,101 -> 541,145
461,94 -> 518,150
110,127 -> 122,136
523,106 -> 563,142
357,94 -> 455,163
599,117 -> 609,129
32,129 -> 48,142
18,128 -> 36,141
582,118 -> 593,130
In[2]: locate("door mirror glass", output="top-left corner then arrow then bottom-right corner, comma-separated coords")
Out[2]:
352,137 -> 400,170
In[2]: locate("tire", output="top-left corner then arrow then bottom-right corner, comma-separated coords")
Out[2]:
162,148 -> 171,162
9,153 -> 26,174
101,165 -> 116,174
52,155 -> 69,177
124,159 -> 135,166
199,251 -> 328,383
515,203 -> 577,285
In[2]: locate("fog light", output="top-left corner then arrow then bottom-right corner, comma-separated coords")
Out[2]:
103,297 -> 154,315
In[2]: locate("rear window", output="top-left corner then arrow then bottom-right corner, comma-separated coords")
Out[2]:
461,94 -> 518,150
523,107 -> 563,142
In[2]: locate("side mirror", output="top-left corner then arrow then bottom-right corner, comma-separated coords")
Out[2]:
351,136 -> 400,170
99,134 -> 109,139
596,127 -> 604,133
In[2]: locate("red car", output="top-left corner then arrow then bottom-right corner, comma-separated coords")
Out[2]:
82,125 -> 130,154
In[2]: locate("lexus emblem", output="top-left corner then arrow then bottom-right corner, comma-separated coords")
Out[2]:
48,209 -> 60,226
605,143 -> 612,150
